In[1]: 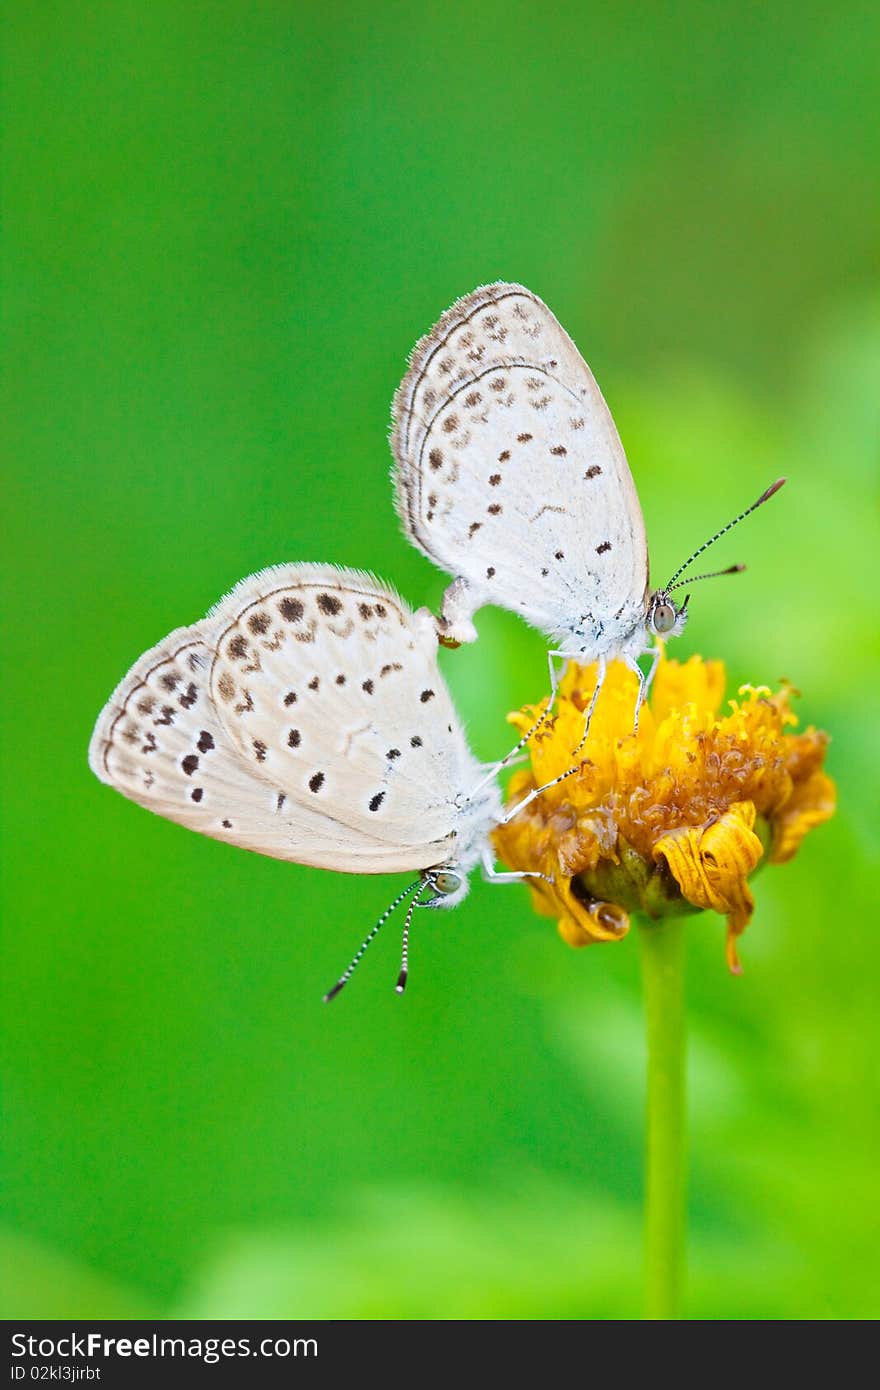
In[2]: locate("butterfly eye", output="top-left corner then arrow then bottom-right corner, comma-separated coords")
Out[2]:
652,602 -> 677,635
431,869 -> 464,896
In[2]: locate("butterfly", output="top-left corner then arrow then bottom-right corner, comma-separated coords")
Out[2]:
391,282 -> 784,815
89,563 -> 537,998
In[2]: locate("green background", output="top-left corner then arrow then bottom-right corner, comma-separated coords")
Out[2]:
3,2 -> 878,1319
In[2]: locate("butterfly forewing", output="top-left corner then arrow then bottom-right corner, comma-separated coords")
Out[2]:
207,564 -> 479,848
391,282 -> 649,643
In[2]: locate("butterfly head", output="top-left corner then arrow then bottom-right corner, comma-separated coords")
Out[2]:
421,865 -> 470,909
647,589 -> 689,640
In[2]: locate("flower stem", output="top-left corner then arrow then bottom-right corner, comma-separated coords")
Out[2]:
639,917 -> 687,1319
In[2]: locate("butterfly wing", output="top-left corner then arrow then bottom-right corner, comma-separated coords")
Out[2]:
391,282 -> 649,648
89,591 -> 462,873
206,563 -> 487,858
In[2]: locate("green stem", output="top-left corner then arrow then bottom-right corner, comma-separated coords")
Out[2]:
639,917 -> 687,1320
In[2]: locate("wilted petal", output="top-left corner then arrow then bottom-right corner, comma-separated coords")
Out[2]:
771,768 -> 836,863
494,653 -> 834,969
652,802 -> 763,971
556,892 -> 630,948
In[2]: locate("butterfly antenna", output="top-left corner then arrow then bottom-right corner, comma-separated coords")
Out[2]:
395,884 -> 427,995
665,478 -> 786,589
668,562 -> 745,593
323,879 -> 423,1003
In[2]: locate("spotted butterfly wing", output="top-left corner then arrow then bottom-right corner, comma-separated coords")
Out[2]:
207,563 -> 487,861
391,282 -> 649,654
89,623 -> 426,871
89,565 -> 486,874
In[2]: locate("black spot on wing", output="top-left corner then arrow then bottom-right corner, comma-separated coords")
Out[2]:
279,596 -> 304,622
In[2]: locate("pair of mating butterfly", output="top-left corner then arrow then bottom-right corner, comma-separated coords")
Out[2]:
90,283 -> 783,998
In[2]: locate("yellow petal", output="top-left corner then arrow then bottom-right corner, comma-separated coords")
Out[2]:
493,808 -> 629,948
651,654 -> 726,722
653,801 -> 764,972
498,653 -> 834,971
770,769 -> 837,863
555,887 -> 630,948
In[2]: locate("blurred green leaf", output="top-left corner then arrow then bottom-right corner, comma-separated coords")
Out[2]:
3,0 -> 877,1321
0,1230 -> 154,1320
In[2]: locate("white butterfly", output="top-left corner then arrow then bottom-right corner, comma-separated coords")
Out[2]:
89,563 -> 533,997
391,282 -> 783,813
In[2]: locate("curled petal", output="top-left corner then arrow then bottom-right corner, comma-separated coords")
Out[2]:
494,828 -> 629,949
497,653 -> 834,969
557,893 -> 630,948
653,802 -> 764,972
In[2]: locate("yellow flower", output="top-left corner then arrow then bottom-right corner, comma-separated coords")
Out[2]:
493,654 -> 835,971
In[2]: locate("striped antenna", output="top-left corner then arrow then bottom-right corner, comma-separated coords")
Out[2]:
665,478 -> 786,589
395,886 -> 427,995
323,878 -> 423,1003
668,562 -> 745,593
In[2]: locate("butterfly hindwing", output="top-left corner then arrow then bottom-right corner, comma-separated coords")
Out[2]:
391,282 -> 649,646
88,581 -> 466,873
207,563 -> 482,850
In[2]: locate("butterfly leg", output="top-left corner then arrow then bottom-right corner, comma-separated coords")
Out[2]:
499,761 -> 584,824
627,645 -> 661,733
480,848 -> 551,885
465,650 -> 568,801
494,652 -> 596,822
569,654 -> 607,757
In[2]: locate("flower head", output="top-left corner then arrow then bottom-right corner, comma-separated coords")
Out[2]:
493,654 -> 835,970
